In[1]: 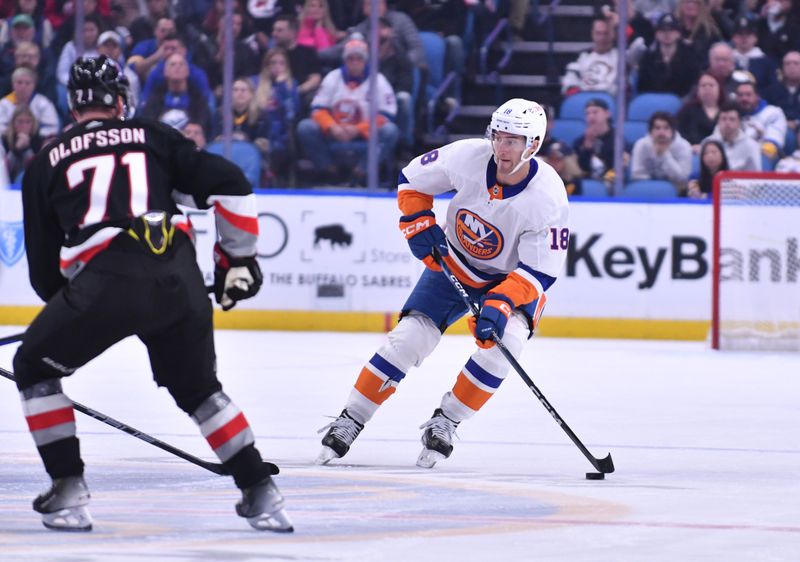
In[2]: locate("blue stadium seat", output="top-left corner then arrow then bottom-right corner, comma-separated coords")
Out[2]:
581,179 -> 609,198
627,93 -> 682,122
785,128 -> 798,155
207,140 -> 262,188
623,121 -> 648,146
761,152 -> 775,171
559,91 -> 616,120
550,119 -> 585,146
419,31 -> 446,101
620,180 -> 678,200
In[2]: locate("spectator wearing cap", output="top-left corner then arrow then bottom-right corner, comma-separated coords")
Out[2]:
637,13 -> 700,97
296,36 -> 398,186
704,102 -> 762,171
735,80 -> 787,162
97,30 -> 140,110
0,65 -> 59,138
763,51 -> 800,128
757,0 -> 800,64
562,18 -> 619,96
0,12 -> 38,80
631,111 -> 692,192
731,17 -> 778,93
573,98 -> 617,180
0,4 -> 54,49
543,141 -> 583,197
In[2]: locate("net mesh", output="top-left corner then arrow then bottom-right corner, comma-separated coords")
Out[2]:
716,175 -> 800,351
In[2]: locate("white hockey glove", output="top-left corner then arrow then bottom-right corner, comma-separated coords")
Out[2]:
213,244 -> 263,311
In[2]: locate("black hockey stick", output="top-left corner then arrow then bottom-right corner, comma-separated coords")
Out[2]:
0,332 -> 24,346
0,367 -> 278,477
433,250 -> 615,474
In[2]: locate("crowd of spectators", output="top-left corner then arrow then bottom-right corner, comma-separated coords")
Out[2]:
0,0 -> 799,195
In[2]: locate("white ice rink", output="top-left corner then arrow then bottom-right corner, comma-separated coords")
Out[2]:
0,326 -> 798,562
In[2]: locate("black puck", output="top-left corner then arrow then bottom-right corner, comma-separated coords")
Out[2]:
586,472 -> 605,480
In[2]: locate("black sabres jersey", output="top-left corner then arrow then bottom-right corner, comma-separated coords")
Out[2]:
22,118 -> 257,302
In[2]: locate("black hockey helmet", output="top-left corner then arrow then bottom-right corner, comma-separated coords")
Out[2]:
67,55 -> 132,117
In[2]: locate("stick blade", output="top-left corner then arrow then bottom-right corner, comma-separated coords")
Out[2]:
595,453 -> 615,474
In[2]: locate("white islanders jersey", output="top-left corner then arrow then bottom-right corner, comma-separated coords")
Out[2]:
398,138 -> 570,305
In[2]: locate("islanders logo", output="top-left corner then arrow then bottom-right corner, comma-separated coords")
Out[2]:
455,209 -> 503,260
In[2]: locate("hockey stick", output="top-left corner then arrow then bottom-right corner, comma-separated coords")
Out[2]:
0,366 -> 278,477
0,333 -> 24,346
433,251 -> 615,474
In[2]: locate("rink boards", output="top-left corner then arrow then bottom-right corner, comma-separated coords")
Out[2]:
0,189 -> 727,340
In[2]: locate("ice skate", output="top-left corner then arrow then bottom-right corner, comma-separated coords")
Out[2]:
33,476 -> 93,532
236,476 -> 293,532
316,409 -> 364,465
416,409 -> 459,468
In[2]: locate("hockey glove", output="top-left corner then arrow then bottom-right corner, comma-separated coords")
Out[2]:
468,294 -> 514,349
399,210 -> 448,271
213,244 -> 263,311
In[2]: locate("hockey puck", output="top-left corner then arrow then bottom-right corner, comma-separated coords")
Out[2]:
585,472 -> 605,480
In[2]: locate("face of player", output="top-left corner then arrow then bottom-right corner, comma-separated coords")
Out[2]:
702,143 -> 724,172
492,130 -> 528,175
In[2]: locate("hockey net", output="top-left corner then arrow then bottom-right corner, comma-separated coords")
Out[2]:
712,171 -> 800,351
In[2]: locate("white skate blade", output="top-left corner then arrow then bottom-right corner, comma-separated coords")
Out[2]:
416,447 -> 446,469
41,506 -> 93,532
315,445 -> 340,465
246,507 -> 294,533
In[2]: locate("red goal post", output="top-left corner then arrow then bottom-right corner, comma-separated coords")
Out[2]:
712,171 -> 800,351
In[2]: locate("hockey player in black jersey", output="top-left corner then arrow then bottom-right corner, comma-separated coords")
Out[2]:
13,56 -> 292,533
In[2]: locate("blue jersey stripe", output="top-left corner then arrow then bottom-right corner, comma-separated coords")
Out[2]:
465,358 -> 502,389
369,353 -> 406,382
518,262 -> 557,291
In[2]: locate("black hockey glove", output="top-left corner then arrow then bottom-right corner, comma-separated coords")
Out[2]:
213,244 -> 263,311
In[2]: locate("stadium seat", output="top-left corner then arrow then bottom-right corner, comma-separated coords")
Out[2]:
785,128 -> 798,155
550,119 -> 585,146
581,179 -> 609,198
559,91 -> 616,120
207,140 -> 262,188
623,121 -> 648,146
627,93 -> 682,122
620,180 -> 678,200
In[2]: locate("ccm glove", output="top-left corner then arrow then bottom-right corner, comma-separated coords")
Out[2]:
399,210 -> 448,271
468,293 -> 514,348
213,243 -> 264,311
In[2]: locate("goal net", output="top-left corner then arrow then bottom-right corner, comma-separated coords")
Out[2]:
712,171 -> 800,351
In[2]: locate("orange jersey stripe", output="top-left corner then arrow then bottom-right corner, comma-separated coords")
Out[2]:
452,372 -> 494,411
443,255 -> 490,289
397,190 -> 434,216
354,367 -> 396,405
492,271 -> 539,307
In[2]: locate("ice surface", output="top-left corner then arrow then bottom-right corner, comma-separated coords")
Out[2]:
1,327 -> 798,561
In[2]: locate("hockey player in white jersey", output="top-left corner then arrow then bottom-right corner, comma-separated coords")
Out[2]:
317,98 -> 570,468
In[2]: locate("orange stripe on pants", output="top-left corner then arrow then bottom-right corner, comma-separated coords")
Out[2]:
354,367 -> 396,405
452,372 -> 494,411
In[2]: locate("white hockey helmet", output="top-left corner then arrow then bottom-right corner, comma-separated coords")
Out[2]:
488,98 -> 547,173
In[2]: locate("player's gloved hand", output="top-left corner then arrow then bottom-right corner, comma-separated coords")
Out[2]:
468,293 -> 514,349
213,243 -> 263,311
399,210 -> 448,271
